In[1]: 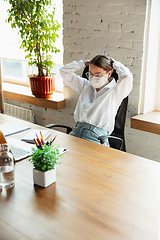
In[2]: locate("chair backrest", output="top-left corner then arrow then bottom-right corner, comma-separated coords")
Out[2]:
82,66 -> 128,151
109,96 -> 128,151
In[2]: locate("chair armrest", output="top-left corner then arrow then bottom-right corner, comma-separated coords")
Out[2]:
45,124 -> 72,134
98,135 -> 124,151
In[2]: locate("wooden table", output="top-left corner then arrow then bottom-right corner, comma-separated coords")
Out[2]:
0,114 -> 160,240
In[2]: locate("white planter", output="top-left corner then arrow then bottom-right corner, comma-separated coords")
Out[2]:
33,168 -> 56,187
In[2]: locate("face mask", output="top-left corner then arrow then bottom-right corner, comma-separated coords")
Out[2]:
89,74 -> 109,89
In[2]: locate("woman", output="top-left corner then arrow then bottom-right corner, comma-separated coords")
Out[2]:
60,55 -> 133,147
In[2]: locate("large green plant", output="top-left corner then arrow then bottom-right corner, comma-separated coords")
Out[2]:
5,0 -> 61,76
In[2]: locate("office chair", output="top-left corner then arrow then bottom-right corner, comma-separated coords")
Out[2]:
45,66 -> 128,151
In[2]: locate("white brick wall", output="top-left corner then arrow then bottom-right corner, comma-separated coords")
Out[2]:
63,1 -> 146,64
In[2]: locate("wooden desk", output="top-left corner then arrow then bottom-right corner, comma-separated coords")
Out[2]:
0,114 -> 160,240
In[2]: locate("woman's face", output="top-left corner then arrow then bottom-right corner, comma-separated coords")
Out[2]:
89,64 -> 107,77
89,64 -> 112,91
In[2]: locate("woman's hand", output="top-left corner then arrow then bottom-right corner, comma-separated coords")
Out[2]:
84,60 -> 90,66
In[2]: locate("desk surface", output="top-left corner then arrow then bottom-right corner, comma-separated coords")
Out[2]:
0,114 -> 160,240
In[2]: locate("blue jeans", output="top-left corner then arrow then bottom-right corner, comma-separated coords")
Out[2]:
69,122 -> 110,147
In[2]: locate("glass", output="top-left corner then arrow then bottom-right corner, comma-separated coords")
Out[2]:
85,72 -> 107,79
85,72 -> 101,78
0,143 -> 15,190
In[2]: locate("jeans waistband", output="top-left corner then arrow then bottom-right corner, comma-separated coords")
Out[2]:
75,122 -> 108,136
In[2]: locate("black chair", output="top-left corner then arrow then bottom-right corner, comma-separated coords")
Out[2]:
45,66 -> 128,151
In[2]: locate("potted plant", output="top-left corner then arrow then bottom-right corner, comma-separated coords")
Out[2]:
5,0 -> 61,98
29,137 -> 62,187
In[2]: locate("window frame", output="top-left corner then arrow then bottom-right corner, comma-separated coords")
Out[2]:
139,0 -> 160,114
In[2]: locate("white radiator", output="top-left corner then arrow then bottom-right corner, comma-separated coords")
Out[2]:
4,103 -> 35,123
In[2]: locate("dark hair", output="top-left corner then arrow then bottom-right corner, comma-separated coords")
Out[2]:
90,54 -> 114,73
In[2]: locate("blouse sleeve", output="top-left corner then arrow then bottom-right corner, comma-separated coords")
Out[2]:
59,60 -> 90,94
113,61 -> 133,102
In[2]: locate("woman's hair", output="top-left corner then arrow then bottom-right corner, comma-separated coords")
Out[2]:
90,54 -> 114,73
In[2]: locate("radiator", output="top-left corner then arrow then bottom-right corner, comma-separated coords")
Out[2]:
4,103 -> 35,123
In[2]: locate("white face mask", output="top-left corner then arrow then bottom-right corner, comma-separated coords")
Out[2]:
89,74 -> 109,89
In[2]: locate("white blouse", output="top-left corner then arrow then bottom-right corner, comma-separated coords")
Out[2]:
60,60 -> 133,134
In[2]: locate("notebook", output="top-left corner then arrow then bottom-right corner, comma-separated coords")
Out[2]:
0,122 -> 31,137
21,129 -> 51,143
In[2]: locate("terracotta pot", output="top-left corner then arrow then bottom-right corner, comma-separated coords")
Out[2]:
29,74 -> 55,99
